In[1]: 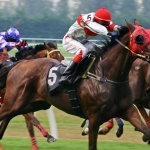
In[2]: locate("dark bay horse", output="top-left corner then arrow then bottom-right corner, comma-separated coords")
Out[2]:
1,21 -> 150,150
0,42 -> 64,150
98,20 -> 150,144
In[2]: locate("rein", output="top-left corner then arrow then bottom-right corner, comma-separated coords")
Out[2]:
115,38 -> 148,60
46,49 -> 60,58
86,55 -> 129,86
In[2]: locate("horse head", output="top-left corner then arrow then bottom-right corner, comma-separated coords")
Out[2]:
14,42 -> 64,62
126,20 -> 150,61
44,42 -> 64,62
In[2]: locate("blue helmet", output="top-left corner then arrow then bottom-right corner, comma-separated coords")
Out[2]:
5,27 -> 20,42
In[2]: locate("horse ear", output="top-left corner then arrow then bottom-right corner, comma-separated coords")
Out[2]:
134,19 -> 142,26
44,43 -> 49,50
53,41 -> 57,49
125,19 -> 135,33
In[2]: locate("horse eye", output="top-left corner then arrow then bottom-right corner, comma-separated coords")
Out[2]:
135,35 -> 145,45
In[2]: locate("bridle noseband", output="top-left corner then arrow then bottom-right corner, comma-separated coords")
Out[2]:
46,49 -> 60,58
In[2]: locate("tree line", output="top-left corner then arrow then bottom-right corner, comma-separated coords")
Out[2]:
0,0 -> 149,38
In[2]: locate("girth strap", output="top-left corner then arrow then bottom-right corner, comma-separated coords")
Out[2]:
67,86 -> 85,118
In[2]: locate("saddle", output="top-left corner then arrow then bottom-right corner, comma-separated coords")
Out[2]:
46,53 -> 96,96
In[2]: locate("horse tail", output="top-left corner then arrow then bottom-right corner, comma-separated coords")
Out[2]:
0,61 -> 21,90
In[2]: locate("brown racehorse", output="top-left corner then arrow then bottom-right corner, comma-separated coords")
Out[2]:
98,20 -> 150,144
0,42 -> 64,150
1,21 -> 150,150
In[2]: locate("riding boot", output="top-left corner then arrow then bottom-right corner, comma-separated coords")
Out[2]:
58,60 -> 78,85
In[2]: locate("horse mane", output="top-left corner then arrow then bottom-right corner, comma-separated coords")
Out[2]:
15,43 -> 46,60
93,26 -> 129,57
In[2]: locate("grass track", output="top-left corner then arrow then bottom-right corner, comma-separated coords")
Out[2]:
0,108 -> 148,150
1,138 -> 150,150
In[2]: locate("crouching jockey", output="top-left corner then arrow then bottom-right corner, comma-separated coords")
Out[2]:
58,7 -> 120,85
0,27 -> 28,53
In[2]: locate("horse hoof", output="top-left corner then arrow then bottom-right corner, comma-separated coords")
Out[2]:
116,129 -> 123,138
147,140 -> 150,145
142,134 -> 149,142
47,134 -> 57,143
32,145 -> 39,150
81,127 -> 89,136
98,128 -> 104,135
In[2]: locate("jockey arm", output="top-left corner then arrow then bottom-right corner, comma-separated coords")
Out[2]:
0,42 -> 17,52
85,21 -> 108,35
0,40 -> 28,52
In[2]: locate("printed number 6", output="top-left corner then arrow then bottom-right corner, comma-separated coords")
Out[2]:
48,67 -> 58,86
87,15 -> 91,20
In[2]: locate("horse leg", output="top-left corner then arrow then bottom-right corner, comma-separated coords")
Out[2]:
24,113 -> 39,150
115,117 -> 124,138
98,119 -> 114,135
0,117 -> 12,140
23,113 -> 56,143
0,143 -> 4,150
136,105 -> 150,142
81,120 -> 89,136
88,113 -> 101,150
122,104 -> 150,141
0,81 -> 35,139
137,106 -> 150,127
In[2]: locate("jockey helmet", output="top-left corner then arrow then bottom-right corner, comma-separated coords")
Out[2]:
94,8 -> 111,26
5,27 -> 20,42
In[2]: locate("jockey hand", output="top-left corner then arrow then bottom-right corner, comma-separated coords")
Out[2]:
16,40 -> 28,47
113,25 -> 121,34
107,32 -> 118,39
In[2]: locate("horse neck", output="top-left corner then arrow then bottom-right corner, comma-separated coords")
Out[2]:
35,50 -> 47,58
95,36 -> 134,82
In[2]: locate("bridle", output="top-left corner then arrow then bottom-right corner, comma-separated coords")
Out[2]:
115,27 -> 150,62
46,49 -> 60,58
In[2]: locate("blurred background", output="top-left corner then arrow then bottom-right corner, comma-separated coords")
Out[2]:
0,0 -> 150,39
0,0 -> 150,149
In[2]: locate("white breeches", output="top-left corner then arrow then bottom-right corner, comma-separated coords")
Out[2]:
62,35 -> 87,58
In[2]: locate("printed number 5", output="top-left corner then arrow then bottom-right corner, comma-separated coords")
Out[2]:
48,67 -> 58,86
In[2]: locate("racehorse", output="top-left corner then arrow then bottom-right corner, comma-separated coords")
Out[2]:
98,20 -> 150,144
130,58 -> 150,143
0,42 -> 64,150
0,21 -> 150,150
14,41 -> 64,62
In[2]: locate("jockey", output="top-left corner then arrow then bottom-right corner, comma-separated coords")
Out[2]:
59,7 -> 121,85
0,27 -> 27,53
0,27 -> 27,105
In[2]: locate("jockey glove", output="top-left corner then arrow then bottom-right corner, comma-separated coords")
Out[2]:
107,32 -> 118,39
113,25 -> 121,33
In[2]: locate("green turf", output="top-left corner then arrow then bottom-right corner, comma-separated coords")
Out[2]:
0,107 -> 147,150
1,138 -> 150,150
